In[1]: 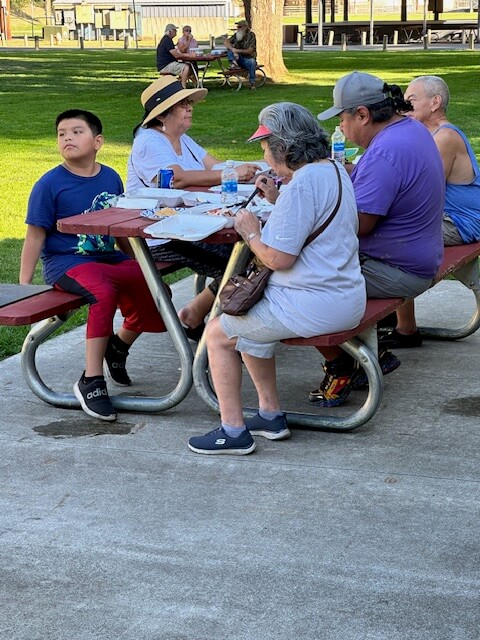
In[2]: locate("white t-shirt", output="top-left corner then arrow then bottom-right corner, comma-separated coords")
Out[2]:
126,127 -> 208,191
262,161 -> 366,337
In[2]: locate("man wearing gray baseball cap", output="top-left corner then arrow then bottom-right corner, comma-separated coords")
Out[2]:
309,71 -> 445,407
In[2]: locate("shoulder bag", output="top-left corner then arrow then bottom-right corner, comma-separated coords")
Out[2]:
219,160 -> 343,316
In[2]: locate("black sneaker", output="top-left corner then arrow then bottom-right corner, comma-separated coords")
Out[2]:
350,348 -> 401,390
74,374 -> 117,422
104,336 -> 131,387
246,413 -> 290,440
308,354 -> 355,406
188,427 -> 256,455
379,328 -> 423,349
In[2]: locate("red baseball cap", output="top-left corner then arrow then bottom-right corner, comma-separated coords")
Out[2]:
246,124 -> 273,143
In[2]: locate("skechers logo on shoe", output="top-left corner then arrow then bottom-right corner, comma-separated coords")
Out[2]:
86,387 -> 108,400
215,438 -> 227,445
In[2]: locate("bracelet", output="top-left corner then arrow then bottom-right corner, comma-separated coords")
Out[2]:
246,232 -> 258,244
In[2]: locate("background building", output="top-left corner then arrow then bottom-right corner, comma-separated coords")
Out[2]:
50,0 -> 230,41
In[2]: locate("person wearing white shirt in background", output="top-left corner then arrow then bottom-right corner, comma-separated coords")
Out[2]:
176,26 -> 198,53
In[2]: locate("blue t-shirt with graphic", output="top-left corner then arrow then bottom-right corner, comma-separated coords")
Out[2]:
26,164 -> 128,285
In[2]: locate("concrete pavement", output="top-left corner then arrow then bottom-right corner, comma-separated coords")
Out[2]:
0,276 -> 479,640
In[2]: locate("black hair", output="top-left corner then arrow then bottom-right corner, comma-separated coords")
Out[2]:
55,109 -> 103,135
345,83 -> 413,123
132,107 -> 173,138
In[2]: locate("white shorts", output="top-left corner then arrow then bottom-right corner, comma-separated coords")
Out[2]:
220,297 -> 300,359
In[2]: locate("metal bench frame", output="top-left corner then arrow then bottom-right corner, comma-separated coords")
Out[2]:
193,243 -> 480,432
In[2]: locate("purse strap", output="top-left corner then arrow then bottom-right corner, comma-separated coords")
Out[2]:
302,158 -> 343,249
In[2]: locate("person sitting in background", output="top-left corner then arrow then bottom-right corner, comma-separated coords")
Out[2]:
176,25 -> 198,53
188,102 -> 366,456
156,24 -> 191,88
20,110 -> 167,422
380,75 -> 480,349
126,76 -> 260,338
223,19 -> 258,91
310,71 -> 445,407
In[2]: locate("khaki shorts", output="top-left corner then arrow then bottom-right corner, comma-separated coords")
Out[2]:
220,297 -> 300,359
359,254 -> 434,299
160,61 -> 187,76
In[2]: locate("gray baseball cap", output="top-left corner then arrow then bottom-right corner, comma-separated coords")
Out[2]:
317,71 -> 389,120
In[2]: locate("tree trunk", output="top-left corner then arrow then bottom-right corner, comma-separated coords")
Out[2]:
249,0 -> 288,81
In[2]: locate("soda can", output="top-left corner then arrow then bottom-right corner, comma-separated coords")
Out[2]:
158,169 -> 174,189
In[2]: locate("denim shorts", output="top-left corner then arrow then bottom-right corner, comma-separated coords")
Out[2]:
220,297 -> 300,359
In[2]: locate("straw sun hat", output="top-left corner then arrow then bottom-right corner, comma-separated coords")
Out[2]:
141,77 -> 207,126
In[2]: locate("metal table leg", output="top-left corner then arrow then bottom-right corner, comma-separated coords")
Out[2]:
21,238 -> 194,412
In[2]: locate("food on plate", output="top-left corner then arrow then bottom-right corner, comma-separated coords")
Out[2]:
207,206 -> 235,217
156,207 -> 177,216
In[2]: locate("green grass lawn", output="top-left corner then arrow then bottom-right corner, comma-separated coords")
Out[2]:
1,47 -> 480,358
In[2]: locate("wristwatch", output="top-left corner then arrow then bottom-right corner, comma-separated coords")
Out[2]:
246,232 -> 258,243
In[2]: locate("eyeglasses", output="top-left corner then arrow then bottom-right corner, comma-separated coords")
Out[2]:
176,99 -> 194,109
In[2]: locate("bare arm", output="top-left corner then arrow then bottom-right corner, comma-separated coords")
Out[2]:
358,212 -> 380,236
19,225 -> 46,284
234,209 -> 296,271
169,160 -> 260,189
434,127 -> 474,184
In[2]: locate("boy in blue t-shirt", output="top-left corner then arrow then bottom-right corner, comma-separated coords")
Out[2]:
20,109 -> 166,422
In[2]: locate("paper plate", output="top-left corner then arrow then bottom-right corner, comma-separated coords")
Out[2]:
144,214 -> 229,241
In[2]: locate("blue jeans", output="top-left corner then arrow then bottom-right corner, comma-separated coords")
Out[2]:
227,51 -> 256,84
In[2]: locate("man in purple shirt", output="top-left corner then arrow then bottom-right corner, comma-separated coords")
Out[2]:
309,71 -> 444,407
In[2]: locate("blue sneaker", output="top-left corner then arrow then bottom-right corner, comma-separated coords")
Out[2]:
188,427 -> 256,455
246,413 -> 291,440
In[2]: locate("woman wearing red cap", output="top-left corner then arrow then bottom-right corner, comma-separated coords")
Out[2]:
188,102 -> 366,455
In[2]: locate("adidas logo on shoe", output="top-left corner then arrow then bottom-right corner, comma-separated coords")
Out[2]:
86,387 -> 109,400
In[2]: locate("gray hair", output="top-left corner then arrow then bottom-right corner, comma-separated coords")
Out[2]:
411,75 -> 450,111
258,102 -> 329,170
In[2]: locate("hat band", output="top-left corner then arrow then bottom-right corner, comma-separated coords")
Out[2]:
144,81 -> 184,114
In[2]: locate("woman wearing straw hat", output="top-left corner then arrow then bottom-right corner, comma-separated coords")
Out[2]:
126,77 -> 260,338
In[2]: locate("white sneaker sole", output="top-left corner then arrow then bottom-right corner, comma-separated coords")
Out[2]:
248,428 -> 291,440
188,442 -> 256,455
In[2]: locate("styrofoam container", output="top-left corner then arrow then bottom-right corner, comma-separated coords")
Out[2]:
124,188 -> 189,207
115,197 -> 161,209
181,191 -> 223,207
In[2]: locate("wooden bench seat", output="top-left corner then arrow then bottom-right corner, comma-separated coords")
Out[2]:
283,242 -> 480,348
218,64 -> 266,91
0,261 -> 178,327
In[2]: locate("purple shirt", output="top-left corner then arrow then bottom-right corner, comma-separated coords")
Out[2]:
352,117 -> 444,279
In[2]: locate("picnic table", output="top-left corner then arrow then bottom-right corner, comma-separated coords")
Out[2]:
4,199 -> 480,432
178,52 -> 228,88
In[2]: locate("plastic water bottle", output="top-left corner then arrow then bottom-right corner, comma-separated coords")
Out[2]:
331,126 -> 346,165
221,161 -> 238,204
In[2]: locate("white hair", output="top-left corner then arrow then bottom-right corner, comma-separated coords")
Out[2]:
411,75 -> 450,111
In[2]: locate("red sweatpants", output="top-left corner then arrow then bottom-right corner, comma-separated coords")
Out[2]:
55,260 -> 167,339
